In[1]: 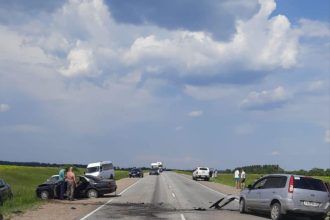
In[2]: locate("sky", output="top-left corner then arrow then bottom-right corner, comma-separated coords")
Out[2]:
0,0 -> 329,170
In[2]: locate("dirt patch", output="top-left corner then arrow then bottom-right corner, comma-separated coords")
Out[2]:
7,178 -> 139,220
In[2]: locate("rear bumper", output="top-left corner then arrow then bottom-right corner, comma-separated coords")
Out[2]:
283,200 -> 330,215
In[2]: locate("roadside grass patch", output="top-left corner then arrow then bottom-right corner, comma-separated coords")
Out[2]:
0,165 -> 128,217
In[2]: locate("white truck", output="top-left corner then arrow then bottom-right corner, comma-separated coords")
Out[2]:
151,162 -> 163,172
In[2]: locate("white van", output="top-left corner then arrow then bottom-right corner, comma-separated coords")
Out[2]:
85,161 -> 115,179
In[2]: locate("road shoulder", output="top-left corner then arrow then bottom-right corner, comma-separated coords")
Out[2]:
8,177 -> 141,220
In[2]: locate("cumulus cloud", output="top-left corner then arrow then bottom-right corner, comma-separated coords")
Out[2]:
0,103 -> 10,112
299,19 -> 330,38
188,110 -> 203,117
325,129 -> 330,143
240,86 -> 290,111
60,42 -> 100,77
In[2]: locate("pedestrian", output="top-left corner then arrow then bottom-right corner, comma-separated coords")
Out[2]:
209,169 -> 213,179
58,167 -> 66,200
214,169 -> 218,178
65,167 -> 77,201
234,169 -> 240,189
240,169 -> 246,189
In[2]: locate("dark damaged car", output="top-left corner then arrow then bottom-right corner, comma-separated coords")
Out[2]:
129,168 -> 144,178
36,175 -> 117,200
0,179 -> 13,205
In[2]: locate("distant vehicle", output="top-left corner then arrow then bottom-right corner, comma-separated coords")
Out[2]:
0,179 -> 13,205
129,168 -> 144,178
36,175 -> 117,200
192,167 -> 210,181
85,161 -> 115,179
151,162 -> 163,173
239,174 -> 330,220
149,168 -> 160,175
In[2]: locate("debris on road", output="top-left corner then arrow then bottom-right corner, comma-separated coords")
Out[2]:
209,195 -> 239,209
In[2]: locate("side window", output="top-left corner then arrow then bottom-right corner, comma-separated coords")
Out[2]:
263,176 -> 288,189
102,164 -> 112,170
253,178 -> 267,189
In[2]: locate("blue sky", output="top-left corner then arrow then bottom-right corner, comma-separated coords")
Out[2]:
0,0 -> 329,170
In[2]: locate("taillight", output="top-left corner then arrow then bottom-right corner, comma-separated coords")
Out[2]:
288,175 -> 294,193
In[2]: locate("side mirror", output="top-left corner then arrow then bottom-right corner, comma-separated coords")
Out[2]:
247,184 -> 253,190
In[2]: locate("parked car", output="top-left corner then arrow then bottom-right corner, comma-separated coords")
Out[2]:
149,168 -> 160,175
85,161 -> 115,179
192,167 -> 210,181
239,174 -> 330,220
36,175 -> 117,200
129,168 -> 144,178
0,179 -> 13,205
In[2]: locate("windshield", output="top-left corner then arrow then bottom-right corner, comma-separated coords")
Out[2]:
86,166 -> 100,173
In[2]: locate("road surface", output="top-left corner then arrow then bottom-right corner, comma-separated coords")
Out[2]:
81,171 -> 270,220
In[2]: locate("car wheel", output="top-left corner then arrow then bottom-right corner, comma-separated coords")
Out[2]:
270,203 -> 284,220
40,190 -> 50,200
87,189 -> 98,198
239,198 -> 246,213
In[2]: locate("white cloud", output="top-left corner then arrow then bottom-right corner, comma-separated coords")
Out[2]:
241,86 -> 289,110
188,110 -> 203,117
308,80 -> 325,92
299,19 -> 330,38
60,42 -> 100,77
0,103 -> 10,112
183,85 -> 236,101
325,129 -> 330,143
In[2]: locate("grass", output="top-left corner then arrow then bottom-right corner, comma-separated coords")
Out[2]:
0,165 -> 128,217
175,170 -> 330,188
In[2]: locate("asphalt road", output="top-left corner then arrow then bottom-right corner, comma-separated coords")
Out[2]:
81,171 -> 269,220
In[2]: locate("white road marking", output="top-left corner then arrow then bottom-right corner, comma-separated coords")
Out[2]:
80,179 -> 141,220
172,192 -> 176,198
178,173 -> 227,197
180,213 -> 186,220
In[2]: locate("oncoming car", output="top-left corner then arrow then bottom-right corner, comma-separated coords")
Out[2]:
192,167 -> 210,181
239,174 -> 330,220
36,175 -> 117,200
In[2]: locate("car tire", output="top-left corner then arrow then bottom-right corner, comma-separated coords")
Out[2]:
40,190 -> 50,200
270,203 -> 284,220
239,198 -> 247,213
87,189 -> 98,198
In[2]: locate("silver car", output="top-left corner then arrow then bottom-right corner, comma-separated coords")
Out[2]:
239,174 -> 330,220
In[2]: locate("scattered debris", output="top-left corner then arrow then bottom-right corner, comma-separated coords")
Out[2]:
71,207 -> 76,210
209,195 -> 238,209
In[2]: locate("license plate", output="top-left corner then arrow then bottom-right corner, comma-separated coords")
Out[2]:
303,201 -> 320,207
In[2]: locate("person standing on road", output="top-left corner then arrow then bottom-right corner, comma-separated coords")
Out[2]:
66,167 -> 77,201
234,169 -> 240,189
58,167 -> 66,200
240,169 -> 246,189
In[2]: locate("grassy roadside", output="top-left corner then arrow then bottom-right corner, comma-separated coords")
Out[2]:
175,170 -> 330,188
0,165 -> 128,217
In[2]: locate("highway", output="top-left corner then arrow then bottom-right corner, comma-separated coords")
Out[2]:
82,171 -> 269,220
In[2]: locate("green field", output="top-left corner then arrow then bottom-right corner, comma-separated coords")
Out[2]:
0,165 -> 128,217
175,170 -> 330,188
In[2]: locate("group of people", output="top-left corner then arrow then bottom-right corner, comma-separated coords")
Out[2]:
58,167 -> 77,200
234,168 -> 246,189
